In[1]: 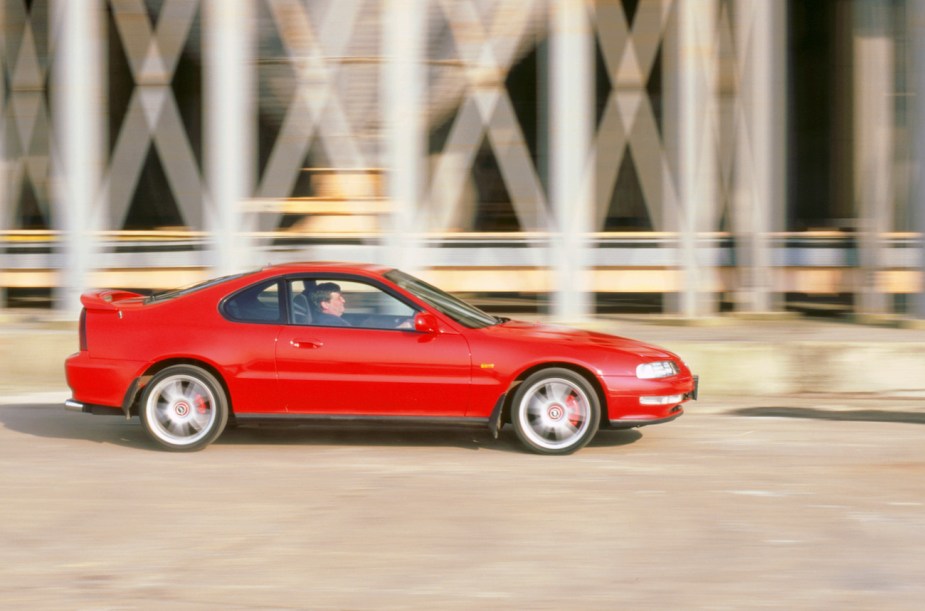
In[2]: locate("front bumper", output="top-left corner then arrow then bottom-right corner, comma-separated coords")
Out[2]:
602,373 -> 699,427
609,406 -> 684,429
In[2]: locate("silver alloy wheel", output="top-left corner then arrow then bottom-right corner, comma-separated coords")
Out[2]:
517,376 -> 593,452
144,373 -> 218,447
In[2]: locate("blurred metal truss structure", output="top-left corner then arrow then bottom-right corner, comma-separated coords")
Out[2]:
1,0 -> 923,318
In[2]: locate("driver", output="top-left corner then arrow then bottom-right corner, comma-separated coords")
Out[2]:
310,282 -> 350,327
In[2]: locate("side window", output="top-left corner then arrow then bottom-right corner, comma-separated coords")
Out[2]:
223,281 -> 282,323
288,278 -> 416,329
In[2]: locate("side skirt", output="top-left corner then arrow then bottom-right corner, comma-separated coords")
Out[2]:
233,414 -> 491,430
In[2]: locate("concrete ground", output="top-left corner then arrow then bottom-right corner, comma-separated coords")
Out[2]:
1,396 -> 923,609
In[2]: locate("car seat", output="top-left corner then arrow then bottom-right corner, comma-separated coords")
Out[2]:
291,292 -> 312,324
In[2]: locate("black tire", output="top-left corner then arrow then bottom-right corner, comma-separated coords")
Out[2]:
139,365 -> 229,451
511,368 -> 600,455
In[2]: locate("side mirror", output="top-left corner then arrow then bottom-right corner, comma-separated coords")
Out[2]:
414,312 -> 439,334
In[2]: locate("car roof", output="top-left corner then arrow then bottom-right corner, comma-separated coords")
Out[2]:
261,261 -> 394,276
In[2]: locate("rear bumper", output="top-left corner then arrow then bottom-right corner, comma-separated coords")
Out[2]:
66,351 -> 143,409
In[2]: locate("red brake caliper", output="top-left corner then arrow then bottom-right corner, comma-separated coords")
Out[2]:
194,394 -> 208,415
566,394 -> 581,427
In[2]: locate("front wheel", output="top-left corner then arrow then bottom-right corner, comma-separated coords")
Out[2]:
511,368 -> 600,455
140,365 -> 229,451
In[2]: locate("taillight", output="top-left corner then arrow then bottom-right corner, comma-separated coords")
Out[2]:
79,308 -> 88,351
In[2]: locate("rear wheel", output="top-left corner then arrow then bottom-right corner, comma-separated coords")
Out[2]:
140,365 -> 228,451
511,368 -> 600,455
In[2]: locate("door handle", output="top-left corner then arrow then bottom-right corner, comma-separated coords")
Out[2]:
290,338 -> 323,349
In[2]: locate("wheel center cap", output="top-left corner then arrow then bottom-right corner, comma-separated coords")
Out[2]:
174,401 -> 190,417
547,404 -> 564,420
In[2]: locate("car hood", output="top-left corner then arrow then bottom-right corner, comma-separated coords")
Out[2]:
482,319 -> 678,360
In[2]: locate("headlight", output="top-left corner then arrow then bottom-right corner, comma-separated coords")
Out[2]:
636,360 -> 679,379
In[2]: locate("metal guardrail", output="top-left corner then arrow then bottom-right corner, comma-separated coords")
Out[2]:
1,230 -> 921,297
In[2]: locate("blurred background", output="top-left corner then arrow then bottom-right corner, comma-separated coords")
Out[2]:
2,0 -> 924,321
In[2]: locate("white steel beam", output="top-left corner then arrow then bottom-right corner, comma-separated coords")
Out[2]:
551,0 -> 593,321
0,1 -> 5,308
429,0 -> 548,233
914,1 -> 925,318
204,0 -> 255,274
734,0 -> 786,313
854,0 -> 894,315
52,0 -> 104,314
105,1 -> 204,232
678,0 -> 718,318
0,2 -> 6,232
591,0 -> 674,232
255,0 -> 367,234
383,0 -> 426,273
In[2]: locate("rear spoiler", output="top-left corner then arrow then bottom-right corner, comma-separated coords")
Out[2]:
80,290 -> 145,311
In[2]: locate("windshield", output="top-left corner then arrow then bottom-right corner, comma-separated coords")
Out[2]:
385,270 -> 500,329
145,272 -> 250,304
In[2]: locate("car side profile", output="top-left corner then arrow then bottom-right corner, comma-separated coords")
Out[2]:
65,262 -> 698,455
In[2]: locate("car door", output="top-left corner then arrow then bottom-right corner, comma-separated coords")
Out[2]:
276,277 -> 472,416
217,279 -> 284,413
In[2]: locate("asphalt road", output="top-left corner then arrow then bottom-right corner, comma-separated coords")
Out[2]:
1,398 -> 924,609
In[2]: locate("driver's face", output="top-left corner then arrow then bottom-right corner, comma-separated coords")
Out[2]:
323,291 -> 346,316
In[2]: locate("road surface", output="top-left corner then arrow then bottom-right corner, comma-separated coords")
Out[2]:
1,398 -> 923,609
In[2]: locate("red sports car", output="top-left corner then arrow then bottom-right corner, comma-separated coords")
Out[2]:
65,262 -> 698,454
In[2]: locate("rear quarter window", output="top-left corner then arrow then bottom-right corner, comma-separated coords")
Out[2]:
222,281 -> 282,323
